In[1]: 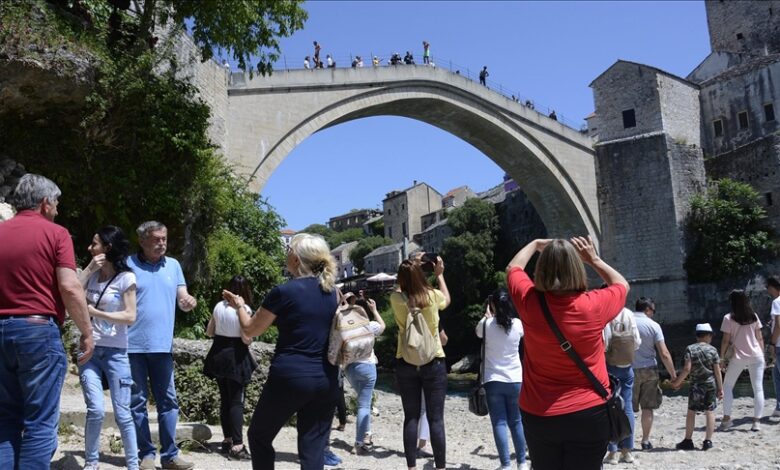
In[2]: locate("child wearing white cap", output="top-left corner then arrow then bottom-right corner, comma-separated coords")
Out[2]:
670,323 -> 723,451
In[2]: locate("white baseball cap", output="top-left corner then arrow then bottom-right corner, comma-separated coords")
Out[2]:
695,323 -> 713,333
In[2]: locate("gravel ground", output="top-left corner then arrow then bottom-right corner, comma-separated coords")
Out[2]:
52,369 -> 780,470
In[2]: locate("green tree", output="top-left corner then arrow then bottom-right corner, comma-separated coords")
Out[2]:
439,198 -> 499,359
351,236 -> 394,273
330,227 -> 366,247
301,224 -> 335,245
685,178 -> 775,282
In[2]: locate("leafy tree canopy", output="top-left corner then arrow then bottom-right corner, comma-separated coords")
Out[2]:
685,178 -> 775,282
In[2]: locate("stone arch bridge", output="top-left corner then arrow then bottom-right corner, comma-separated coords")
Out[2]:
220,66 -> 597,239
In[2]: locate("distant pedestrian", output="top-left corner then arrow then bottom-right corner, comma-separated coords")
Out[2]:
549,110 -> 558,121
304,56 -> 311,70
326,54 -> 334,68
404,51 -> 415,65
0,173 -> 95,469
313,41 -> 321,65
479,66 -> 489,85
719,289 -> 765,432
372,56 -> 381,66
670,323 -> 723,451
423,40 -> 431,65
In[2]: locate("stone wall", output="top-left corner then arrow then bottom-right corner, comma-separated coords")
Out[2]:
700,60 -> 780,157
382,191 -> 408,243
170,34 -> 230,152
595,134 -> 705,323
495,188 -> 548,267
705,133 -> 780,234
657,74 -> 701,146
705,0 -> 780,55
590,62 -> 664,142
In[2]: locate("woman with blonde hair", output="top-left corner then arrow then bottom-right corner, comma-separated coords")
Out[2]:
506,237 -> 629,470
223,233 -> 339,469
390,257 -> 450,470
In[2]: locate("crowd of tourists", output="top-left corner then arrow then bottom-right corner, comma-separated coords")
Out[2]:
0,173 -> 779,470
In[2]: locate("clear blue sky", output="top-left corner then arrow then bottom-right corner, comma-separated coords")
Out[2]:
233,1 -> 710,231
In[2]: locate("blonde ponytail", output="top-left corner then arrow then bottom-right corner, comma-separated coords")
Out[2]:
290,233 -> 337,292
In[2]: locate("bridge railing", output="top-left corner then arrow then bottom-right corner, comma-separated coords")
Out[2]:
269,52 -> 588,133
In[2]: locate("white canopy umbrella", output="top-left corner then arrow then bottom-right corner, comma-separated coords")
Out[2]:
366,272 -> 397,282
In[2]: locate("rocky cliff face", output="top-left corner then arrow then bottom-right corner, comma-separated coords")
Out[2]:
0,2 -> 97,121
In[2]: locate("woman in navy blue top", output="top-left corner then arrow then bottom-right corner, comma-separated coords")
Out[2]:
223,233 -> 339,470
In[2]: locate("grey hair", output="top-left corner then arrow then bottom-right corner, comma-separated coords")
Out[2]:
11,174 -> 61,211
136,220 -> 167,239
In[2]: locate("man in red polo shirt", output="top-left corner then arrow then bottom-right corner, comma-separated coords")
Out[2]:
0,173 -> 94,469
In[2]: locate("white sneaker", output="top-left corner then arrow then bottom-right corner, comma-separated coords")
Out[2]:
718,419 -> 732,431
772,409 -> 780,418
604,451 -> 619,465
83,463 -> 100,470
620,450 -> 634,463
751,421 -> 761,431
518,462 -> 530,470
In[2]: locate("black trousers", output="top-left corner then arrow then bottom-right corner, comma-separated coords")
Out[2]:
335,382 -> 347,425
521,403 -> 610,470
216,377 -> 245,445
247,373 -> 338,470
395,358 -> 448,469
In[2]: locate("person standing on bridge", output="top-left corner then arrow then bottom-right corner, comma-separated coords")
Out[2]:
313,41 -> 321,67
423,41 -> 431,65
479,66 -> 489,86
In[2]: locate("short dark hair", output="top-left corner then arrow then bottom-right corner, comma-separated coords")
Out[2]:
767,275 -> 780,290
635,297 -> 655,312
696,331 -> 713,339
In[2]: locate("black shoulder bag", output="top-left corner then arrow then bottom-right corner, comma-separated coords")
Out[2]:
536,291 -> 631,442
468,319 -> 490,416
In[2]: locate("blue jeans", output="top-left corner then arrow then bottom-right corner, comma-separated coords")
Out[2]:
345,362 -> 377,445
607,365 -> 634,452
80,346 -> 138,469
129,353 -> 180,463
0,316 -> 67,470
484,381 -> 526,466
774,347 -> 780,411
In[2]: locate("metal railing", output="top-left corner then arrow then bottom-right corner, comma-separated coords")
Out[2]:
268,52 -> 588,132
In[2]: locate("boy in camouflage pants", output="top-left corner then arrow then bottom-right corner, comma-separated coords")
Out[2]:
670,323 -> 723,451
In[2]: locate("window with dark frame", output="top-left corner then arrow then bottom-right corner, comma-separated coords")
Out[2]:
622,109 -> 636,129
713,119 -> 724,137
738,111 -> 749,129
767,192 -> 774,206
736,32 -> 744,40
765,103 -> 775,122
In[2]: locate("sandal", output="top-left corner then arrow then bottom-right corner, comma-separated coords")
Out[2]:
228,445 -> 251,461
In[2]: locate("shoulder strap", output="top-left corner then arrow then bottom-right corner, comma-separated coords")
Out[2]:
536,290 -> 608,399
94,273 -> 120,309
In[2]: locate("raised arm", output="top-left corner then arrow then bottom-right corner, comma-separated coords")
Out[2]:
90,285 -> 137,324
77,254 -> 106,287
570,236 -> 629,292
223,290 -> 276,338
434,257 -> 450,309
366,299 -> 385,334
506,239 -> 550,271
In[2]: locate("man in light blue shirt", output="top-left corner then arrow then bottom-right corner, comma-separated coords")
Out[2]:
631,297 -> 677,451
128,221 -> 197,470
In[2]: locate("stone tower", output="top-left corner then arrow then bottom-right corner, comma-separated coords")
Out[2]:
705,0 -> 780,55
589,61 -> 706,323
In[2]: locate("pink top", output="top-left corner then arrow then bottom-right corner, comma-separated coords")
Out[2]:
720,313 -> 763,360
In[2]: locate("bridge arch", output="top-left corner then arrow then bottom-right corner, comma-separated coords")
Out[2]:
225,67 -> 598,239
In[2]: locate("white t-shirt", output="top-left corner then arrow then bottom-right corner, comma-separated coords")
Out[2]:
212,300 -> 252,338
85,271 -> 136,349
476,317 -> 523,384
771,297 -> 780,347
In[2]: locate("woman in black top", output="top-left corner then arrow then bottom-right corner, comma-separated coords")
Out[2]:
224,233 -> 339,470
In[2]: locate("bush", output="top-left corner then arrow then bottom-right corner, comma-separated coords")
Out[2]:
175,363 -> 264,425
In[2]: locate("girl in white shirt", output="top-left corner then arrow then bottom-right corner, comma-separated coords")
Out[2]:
476,288 -> 528,470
